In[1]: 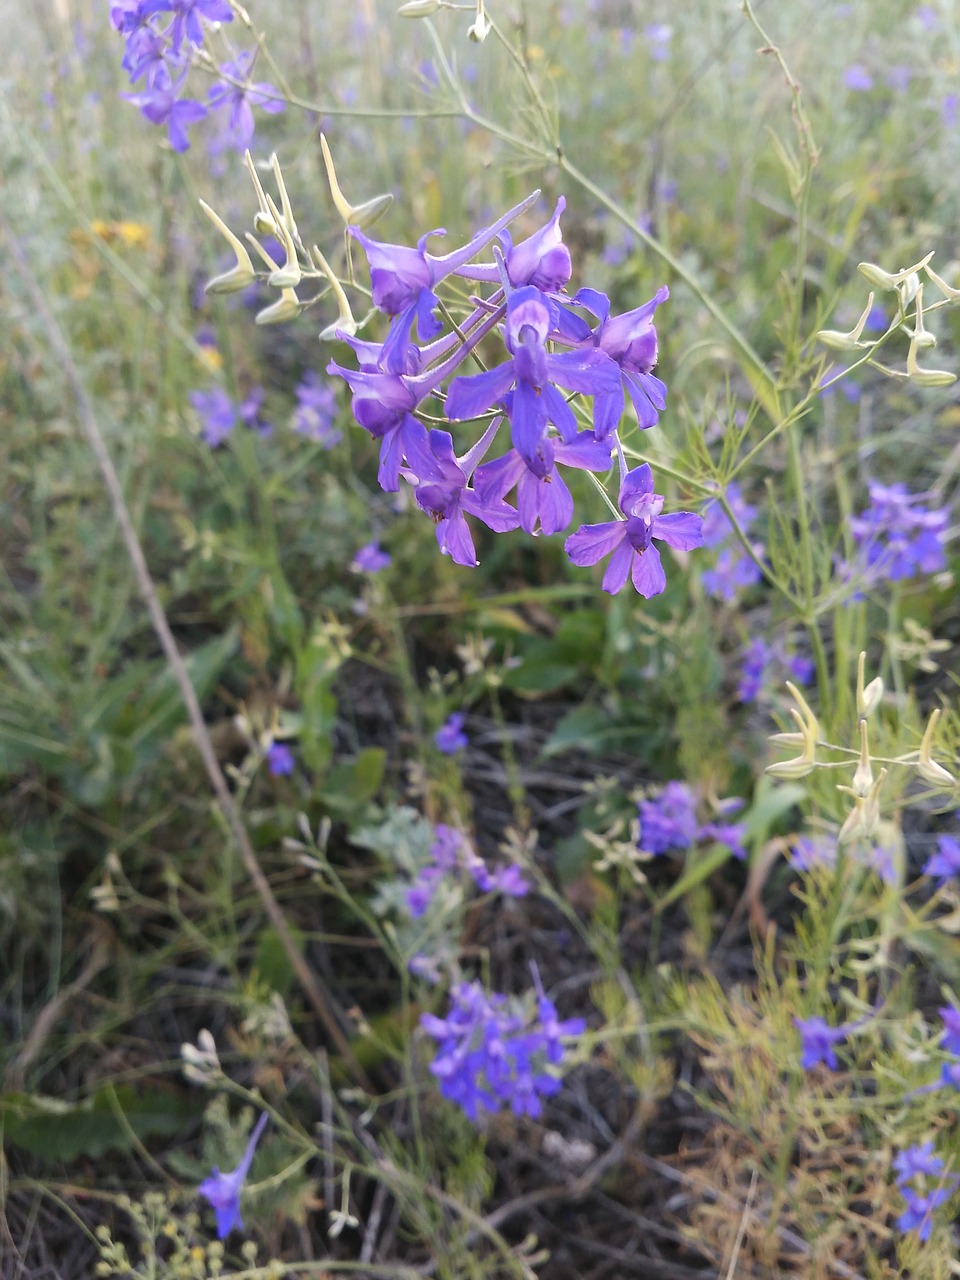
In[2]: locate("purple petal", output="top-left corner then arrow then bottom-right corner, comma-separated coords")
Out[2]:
631,544 -> 666,597
445,362 -> 516,421
564,520 -> 626,566
652,511 -> 704,551
601,539 -> 634,593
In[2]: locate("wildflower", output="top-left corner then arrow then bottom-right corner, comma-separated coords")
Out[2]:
638,781 -> 698,854
138,0 -> 234,56
564,463 -> 703,597
790,836 -> 838,872
844,63 -> 874,91
292,371 -> 341,447
793,1015 -> 852,1070
572,285 -> 669,432
207,52 -> 284,153
897,1185 -> 953,1241
848,481 -> 949,585
198,1112 -> 268,1239
923,833 -> 960,882
472,434 -> 612,538
435,712 -> 468,754
189,386 -> 236,446
940,1006 -> 960,1055
351,542 -> 391,573
420,978 -> 584,1122
411,429 -> 520,566
124,65 -> 207,152
265,743 -> 294,777
458,197 -> 574,293
445,286 -> 620,477
894,1141 -> 944,1184
700,483 -> 763,601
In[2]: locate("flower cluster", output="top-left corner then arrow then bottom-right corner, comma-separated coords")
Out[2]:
894,1141 -> 958,1242
738,636 -> 813,703
700,482 -> 764,601
189,384 -> 270,446
846,481 -> 949,587
110,2 -> 282,152
638,781 -> 747,860
406,823 -> 528,918
327,196 -> 703,595
420,974 -> 584,1122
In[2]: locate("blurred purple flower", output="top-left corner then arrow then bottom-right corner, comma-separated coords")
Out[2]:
292,371 -> 341,447
189,386 -> 236,446
265,743 -> 294,777
435,712 -> 468,754
124,65 -> 207,151
793,1016 -> 851,1070
790,836 -> 838,872
897,1184 -> 954,1241
208,51 -> 284,152
924,833 -> 960,882
351,542 -> 391,573
940,1006 -> 960,1055
639,781 -> 698,854
198,1113 -> 268,1239
844,64 -> 874,91
138,0 -> 234,56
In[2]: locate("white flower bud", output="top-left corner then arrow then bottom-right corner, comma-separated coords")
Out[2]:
398,0 -> 442,14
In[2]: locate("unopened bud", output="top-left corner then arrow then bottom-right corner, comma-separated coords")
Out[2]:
255,287 -> 301,325
899,271 -> 921,307
906,283 -> 937,349
310,244 -> 359,339
766,706 -> 817,779
917,708 -> 958,789
398,0 -> 442,13
468,0 -> 490,41
906,338 -> 957,387
851,719 -> 874,797
264,195 -> 302,289
856,651 -> 884,717
269,152 -> 300,246
817,291 -> 876,351
199,199 -> 256,294
349,193 -> 394,231
858,251 -> 935,291
925,262 -> 960,302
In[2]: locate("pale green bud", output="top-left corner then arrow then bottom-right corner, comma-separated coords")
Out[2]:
899,271 -> 921,307
917,708 -> 957,789
398,0 -> 442,14
851,719 -> 874,798
199,199 -> 256,294
255,287 -> 301,325
925,262 -> 960,301
858,251 -> 934,291
310,244 -> 359,339
856,651 -> 884,717
253,210 -> 280,237
349,193 -> 395,231
906,339 -> 957,386
320,133 -> 394,231
817,291 -> 876,351
244,149 -> 278,235
264,195 -> 302,289
468,0 -> 490,41
269,152 -> 300,246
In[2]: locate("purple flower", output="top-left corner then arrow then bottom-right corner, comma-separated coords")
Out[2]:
350,193 -> 540,367
265,743 -> 294,777
445,286 -> 620,477
638,781 -> 699,855
411,429 -> 520,566
457,197 -> 574,294
923,834 -> 960,882
292,371 -> 341,447
847,481 -> 949,585
435,712 -> 468,754
420,978 -> 583,1122
473,434 -> 612,538
124,65 -> 207,151
698,820 -> 748,862
940,1006 -> 960,1056
897,1185 -> 954,1241
844,63 -> 874,91
138,0 -> 234,56
564,464 -> 703,597
207,51 -> 284,152
572,285 -> 669,432
189,386 -> 236,446
700,482 -> 763,601
198,1112 -> 268,1239
790,836 -> 838,873
793,1016 -> 851,1070
351,542 -> 391,573
894,1141 -> 944,1185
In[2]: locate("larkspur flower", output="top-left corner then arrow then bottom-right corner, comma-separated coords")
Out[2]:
351,542 -> 391,573
923,833 -> 960,882
457,196 -> 574,294
940,1006 -> 960,1056
700,482 -> 763,601
844,63 -> 874,91
207,51 -> 284,152
198,1112 -> 268,1240
564,464 -> 703,597
897,1184 -> 954,1242
124,65 -> 207,151
790,836 -> 838,873
445,286 -> 620,477
472,434 -> 612,538
420,978 -> 584,1122
572,285 -> 669,432
411,429 -> 520,566
848,481 -> 949,585
189,386 -> 236,446
292,371 -> 341,447
138,0 -> 233,56
435,712 -> 468,754
638,781 -> 698,854
793,1015 -> 851,1070
894,1141 -> 944,1184
265,742 -> 294,777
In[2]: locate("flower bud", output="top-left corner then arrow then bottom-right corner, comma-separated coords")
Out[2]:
906,283 -> 937,349
851,719 -> 874,797
398,0 -> 442,13
817,292 -> 876,351
899,271 -> 921,307
199,199 -> 256,294
468,0 -> 490,41
925,262 -> 960,301
255,287 -> 301,325
320,134 -> 392,231
264,196 -> 302,289
856,651 -> 884,717
906,339 -> 957,387
917,708 -> 958,789
310,244 -> 360,339
858,251 -> 934,291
